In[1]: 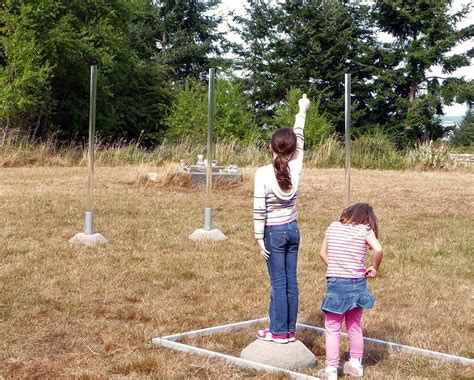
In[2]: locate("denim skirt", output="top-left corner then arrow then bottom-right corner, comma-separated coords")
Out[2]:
321,277 -> 376,314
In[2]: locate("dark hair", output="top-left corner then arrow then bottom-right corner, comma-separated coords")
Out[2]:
339,203 -> 379,237
271,128 -> 297,191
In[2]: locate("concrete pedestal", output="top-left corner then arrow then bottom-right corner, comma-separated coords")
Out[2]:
189,228 -> 227,242
240,339 -> 317,370
69,232 -> 108,247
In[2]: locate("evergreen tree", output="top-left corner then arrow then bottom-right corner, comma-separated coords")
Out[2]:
452,108 -> 474,147
404,94 -> 444,141
155,0 -> 226,82
231,0 -> 279,125
373,0 -> 474,142
233,0 -> 380,134
0,18 -> 5,67
442,76 -> 474,109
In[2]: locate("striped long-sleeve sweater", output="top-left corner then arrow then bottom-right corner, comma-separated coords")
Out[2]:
253,112 -> 306,239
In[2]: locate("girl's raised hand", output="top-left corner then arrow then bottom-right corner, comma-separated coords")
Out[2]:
257,239 -> 271,260
365,266 -> 377,278
299,94 -> 310,113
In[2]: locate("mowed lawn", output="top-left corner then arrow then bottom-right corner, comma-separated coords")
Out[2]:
0,165 -> 473,379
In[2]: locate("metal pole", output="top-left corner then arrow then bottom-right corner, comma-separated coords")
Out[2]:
344,73 -> 351,207
204,68 -> 215,231
85,65 -> 97,235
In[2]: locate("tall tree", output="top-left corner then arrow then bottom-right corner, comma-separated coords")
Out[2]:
0,0 -> 173,142
0,0 -> 53,140
231,0 -> 279,125
442,75 -> 474,108
0,16 -> 5,67
155,0 -> 226,82
452,107 -> 474,146
373,0 -> 474,142
233,0 -> 380,134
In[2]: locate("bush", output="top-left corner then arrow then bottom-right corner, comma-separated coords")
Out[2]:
306,134 -> 344,168
164,77 -> 260,144
274,88 -> 334,148
407,140 -> 455,169
0,128 -> 464,171
352,133 -> 408,170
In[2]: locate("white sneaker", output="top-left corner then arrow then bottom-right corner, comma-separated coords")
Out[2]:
343,358 -> 363,377
318,365 -> 338,380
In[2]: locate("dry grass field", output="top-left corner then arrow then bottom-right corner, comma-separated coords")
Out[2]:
0,165 -> 473,379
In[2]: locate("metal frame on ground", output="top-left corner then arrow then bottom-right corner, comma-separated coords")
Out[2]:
151,317 -> 473,379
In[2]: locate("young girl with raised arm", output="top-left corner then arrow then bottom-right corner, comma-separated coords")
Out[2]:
253,95 -> 310,344
318,203 -> 384,379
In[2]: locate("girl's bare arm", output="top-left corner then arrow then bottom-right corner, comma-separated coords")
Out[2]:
366,235 -> 384,277
319,236 -> 329,266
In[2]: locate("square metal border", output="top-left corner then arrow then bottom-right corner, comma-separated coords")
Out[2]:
152,317 -> 473,379
152,317 -> 320,379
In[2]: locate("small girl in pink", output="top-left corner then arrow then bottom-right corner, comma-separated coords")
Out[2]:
318,203 -> 384,380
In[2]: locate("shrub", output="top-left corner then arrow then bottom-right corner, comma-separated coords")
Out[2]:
164,77 -> 260,144
407,140 -> 455,169
352,133 -> 408,170
306,134 -> 344,168
274,88 -> 334,148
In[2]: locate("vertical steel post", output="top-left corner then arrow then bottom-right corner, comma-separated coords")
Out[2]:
85,65 -> 97,235
344,73 -> 351,207
204,68 -> 215,231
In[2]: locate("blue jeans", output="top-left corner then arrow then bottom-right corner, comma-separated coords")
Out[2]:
264,220 -> 300,335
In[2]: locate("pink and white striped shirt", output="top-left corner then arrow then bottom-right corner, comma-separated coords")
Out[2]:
325,222 -> 375,279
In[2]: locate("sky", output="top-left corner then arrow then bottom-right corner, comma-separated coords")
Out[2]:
216,0 -> 474,116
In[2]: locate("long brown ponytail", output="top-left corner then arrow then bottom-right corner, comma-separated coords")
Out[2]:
271,128 -> 297,191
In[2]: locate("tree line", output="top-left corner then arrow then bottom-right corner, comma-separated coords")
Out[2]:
1,0 -> 473,147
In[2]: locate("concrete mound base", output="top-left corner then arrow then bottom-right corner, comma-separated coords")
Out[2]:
189,228 -> 227,242
240,339 -> 317,370
69,233 -> 108,247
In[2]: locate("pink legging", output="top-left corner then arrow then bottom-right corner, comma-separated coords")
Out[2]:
325,307 -> 363,367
